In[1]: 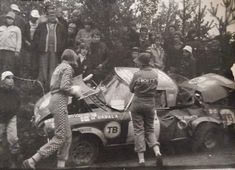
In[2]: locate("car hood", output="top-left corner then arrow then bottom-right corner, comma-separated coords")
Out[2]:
34,75 -> 100,126
180,73 -> 235,103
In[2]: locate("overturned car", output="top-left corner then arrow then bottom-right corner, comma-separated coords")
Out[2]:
33,67 -> 235,166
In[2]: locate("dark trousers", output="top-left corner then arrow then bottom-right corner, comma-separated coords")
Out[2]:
0,50 -> 17,74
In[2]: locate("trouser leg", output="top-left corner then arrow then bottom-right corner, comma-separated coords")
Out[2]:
57,113 -> 72,161
38,104 -> 71,161
6,116 -> 20,155
144,108 -> 159,148
131,106 -> 146,153
38,52 -> 49,87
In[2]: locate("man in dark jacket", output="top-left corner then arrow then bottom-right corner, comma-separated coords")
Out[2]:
87,29 -> 110,83
129,53 -> 162,167
33,7 -> 67,88
0,71 -> 21,168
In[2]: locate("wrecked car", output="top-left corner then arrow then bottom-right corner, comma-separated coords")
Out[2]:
33,67 -> 235,166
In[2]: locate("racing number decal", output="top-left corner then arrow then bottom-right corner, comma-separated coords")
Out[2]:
104,121 -> 121,139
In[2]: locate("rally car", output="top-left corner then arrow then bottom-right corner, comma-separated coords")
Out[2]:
33,67 -> 235,166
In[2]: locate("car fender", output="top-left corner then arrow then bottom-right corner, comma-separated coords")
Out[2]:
191,117 -> 221,132
72,126 -> 107,145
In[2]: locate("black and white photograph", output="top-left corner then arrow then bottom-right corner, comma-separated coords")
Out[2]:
0,0 -> 235,169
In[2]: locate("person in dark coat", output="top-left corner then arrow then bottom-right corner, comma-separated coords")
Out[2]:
86,29 -> 110,83
33,7 -> 67,88
178,45 -> 196,78
0,71 -> 21,168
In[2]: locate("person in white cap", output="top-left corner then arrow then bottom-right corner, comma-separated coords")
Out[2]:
0,71 -> 21,168
0,11 -> 22,74
29,10 -> 40,41
178,45 -> 196,78
10,4 -> 28,49
10,4 -> 20,13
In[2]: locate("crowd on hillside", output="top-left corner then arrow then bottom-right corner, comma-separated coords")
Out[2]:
0,2 -> 234,168
0,3 -> 230,90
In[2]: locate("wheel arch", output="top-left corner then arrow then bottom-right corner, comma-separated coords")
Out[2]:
72,126 -> 107,146
191,117 -> 221,133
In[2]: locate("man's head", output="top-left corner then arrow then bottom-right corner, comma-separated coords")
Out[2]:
133,52 -> 151,67
80,43 -> 89,56
1,71 -> 14,88
61,49 -> 78,69
131,47 -> 139,59
56,7 -> 63,18
84,18 -> 92,31
92,29 -> 101,43
154,33 -> 163,46
183,45 -> 192,57
140,25 -> 148,37
10,4 -> 20,14
5,11 -> 15,26
68,23 -> 77,35
168,24 -> 176,35
47,6 -> 57,23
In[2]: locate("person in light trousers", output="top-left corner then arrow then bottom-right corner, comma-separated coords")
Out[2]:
129,52 -> 163,167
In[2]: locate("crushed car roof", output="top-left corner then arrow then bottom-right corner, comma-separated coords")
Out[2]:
114,67 -> 178,91
180,73 -> 235,103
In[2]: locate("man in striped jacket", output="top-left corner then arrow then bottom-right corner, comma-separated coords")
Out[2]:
33,6 -> 66,89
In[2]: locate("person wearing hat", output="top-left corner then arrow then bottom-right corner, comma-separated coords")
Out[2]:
23,49 -> 80,169
28,10 -> 40,41
0,71 -> 21,167
10,4 -> 28,48
32,6 -> 67,88
178,45 -> 196,78
75,18 -> 95,48
0,11 -> 22,74
129,53 -> 162,167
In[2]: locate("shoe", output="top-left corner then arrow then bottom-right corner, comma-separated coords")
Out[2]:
22,159 -> 35,169
156,155 -> 163,167
138,161 -> 145,167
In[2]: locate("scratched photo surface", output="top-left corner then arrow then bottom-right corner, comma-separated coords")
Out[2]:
0,0 -> 234,169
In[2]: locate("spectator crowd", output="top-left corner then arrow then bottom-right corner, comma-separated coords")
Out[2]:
0,2 -> 234,168
0,3 -> 230,91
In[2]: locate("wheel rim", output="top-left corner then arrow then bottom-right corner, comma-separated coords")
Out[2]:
72,141 -> 95,165
204,131 -> 217,149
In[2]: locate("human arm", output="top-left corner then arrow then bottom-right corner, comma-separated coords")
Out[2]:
15,27 -> 22,53
129,73 -> 137,93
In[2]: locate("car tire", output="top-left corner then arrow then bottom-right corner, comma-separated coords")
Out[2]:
69,135 -> 100,166
192,122 -> 224,152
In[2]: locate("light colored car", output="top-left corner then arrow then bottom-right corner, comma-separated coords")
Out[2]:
33,67 -> 235,166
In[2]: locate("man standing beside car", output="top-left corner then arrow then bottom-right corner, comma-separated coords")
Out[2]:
129,52 -> 163,167
22,49 -> 81,169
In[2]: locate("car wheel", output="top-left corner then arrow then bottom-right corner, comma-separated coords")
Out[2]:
192,123 -> 224,152
69,135 -> 100,166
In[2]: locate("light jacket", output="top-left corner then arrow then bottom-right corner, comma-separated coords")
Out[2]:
0,25 -> 22,52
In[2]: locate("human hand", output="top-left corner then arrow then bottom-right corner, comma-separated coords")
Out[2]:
71,86 -> 82,98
